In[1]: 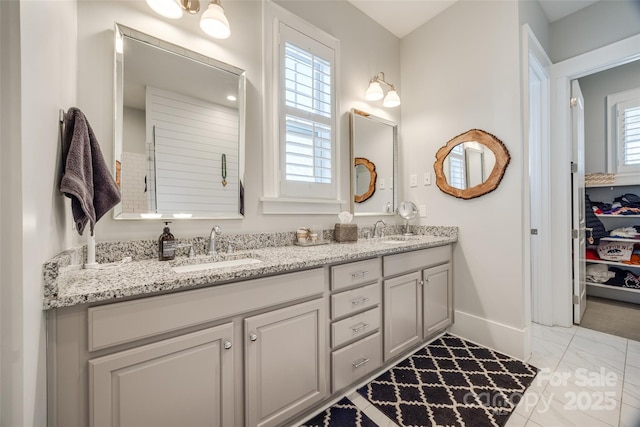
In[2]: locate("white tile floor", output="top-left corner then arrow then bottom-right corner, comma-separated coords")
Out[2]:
338,324 -> 640,427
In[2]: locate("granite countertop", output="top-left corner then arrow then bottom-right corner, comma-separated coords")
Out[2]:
43,232 -> 457,310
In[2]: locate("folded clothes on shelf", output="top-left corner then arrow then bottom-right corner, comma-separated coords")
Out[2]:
586,264 -> 615,283
605,267 -> 640,289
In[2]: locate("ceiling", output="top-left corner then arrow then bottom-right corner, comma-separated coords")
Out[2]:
347,0 -> 600,39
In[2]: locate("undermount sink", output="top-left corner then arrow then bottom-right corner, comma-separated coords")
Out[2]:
172,257 -> 263,274
379,236 -> 419,244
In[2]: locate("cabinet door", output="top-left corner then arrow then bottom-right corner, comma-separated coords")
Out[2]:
89,323 -> 234,427
245,298 -> 327,427
423,263 -> 453,337
383,271 -> 422,361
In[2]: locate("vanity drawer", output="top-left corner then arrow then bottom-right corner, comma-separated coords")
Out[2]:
331,282 -> 380,320
383,245 -> 451,278
331,258 -> 381,291
332,331 -> 382,392
331,306 -> 380,348
88,268 -> 326,351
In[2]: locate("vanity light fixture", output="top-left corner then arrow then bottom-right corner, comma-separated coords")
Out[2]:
145,0 -> 231,39
365,72 -> 401,108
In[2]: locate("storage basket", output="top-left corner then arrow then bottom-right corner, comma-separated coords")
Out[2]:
334,224 -> 358,242
597,241 -> 634,262
585,173 -> 615,186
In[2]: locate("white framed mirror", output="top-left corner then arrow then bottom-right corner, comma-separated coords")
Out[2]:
350,109 -> 397,216
113,23 -> 246,220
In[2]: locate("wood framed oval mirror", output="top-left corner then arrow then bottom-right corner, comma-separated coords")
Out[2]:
434,129 -> 510,200
354,157 -> 377,203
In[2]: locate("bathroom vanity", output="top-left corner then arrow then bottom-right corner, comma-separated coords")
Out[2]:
44,232 -> 456,427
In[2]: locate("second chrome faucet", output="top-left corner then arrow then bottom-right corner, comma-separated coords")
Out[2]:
208,225 -> 221,255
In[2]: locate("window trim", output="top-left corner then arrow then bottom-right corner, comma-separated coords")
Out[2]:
607,87 -> 640,175
261,1 -> 344,215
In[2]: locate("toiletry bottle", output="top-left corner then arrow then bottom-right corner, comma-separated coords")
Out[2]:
158,222 -> 176,261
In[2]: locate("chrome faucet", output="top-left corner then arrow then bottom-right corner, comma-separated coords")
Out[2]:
373,220 -> 386,238
208,225 -> 221,256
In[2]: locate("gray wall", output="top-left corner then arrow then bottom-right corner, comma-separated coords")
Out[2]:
549,0 -> 640,62
401,0 -> 526,357
579,59 -> 640,173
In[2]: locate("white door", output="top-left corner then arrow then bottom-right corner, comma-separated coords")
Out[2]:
571,79 -> 586,323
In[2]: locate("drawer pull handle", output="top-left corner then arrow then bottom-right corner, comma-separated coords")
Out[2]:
352,323 -> 369,333
351,297 -> 370,306
352,357 -> 370,368
351,271 -> 369,279
224,340 -> 232,349
249,333 -> 258,342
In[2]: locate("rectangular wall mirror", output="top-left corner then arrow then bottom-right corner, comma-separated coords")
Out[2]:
349,109 -> 397,216
113,23 -> 246,220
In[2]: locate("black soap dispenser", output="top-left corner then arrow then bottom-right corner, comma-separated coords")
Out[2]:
158,222 -> 176,261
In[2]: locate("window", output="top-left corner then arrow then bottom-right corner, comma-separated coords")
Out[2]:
448,144 -> 466,190
262,3 -> 341,214
607,88 -> 640,174
618,98 -> 640,168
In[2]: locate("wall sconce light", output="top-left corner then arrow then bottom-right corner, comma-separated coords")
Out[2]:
365,72 -> 400,108
145,0 -> 231,39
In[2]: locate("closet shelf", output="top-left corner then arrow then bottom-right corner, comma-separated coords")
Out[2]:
586,281 -> 640,294
595,214 -> 640,218
585,259 -> 640,268
600,237 -> 640,243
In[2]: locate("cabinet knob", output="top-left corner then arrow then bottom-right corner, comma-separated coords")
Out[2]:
224,340 -> 232,349
249,333 -> 258,342
418,280 -> 424,286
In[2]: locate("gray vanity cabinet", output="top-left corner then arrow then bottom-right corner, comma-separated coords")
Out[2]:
245,298 -> 327,427
423,263 -> 453,337
383,246 -> 453,362
383,271 -> 423,360
90,323 -> 235,427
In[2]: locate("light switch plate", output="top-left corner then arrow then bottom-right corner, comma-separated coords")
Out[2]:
419,204 -> 427,217
423,172 -> 431,186
410,174 -> 418,188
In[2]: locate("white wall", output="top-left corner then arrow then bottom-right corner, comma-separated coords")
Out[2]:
579,60 -> 640,173
76,0 -> 400,241
549,0 -> 640,62
0,1 -> 77,426
401,1 -> 527,358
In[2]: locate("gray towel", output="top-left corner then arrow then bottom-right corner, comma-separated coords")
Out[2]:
60,107 -> 121,236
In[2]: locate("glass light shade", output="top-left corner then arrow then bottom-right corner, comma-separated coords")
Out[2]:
200,3 -> 231,39
365,81 -> 384,101
146,0 -> 183,19
383,90 -> 401,108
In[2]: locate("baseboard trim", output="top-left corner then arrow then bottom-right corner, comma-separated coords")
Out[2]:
449,310 -> 531,361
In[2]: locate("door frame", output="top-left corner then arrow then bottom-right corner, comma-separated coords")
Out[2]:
550,33 -> 640,327
523,24 -> 552,326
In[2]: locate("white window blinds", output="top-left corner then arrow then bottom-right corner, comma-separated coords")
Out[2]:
619,98 -> 640,167
448,144 -> 466,190
279,23 -> 336,199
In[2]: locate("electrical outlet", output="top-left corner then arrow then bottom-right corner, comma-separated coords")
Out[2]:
410,174 -> 418,188
423,172 -> 431,186
379,178 -> 385,189
419,204 -> 427,217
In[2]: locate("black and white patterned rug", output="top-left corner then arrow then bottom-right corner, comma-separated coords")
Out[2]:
300,397 -> 377,427
357,334 -> 538,427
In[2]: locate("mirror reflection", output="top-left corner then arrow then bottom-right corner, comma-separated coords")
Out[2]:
354,157 -> 377,203
434,129 -> 510,200
350,109 -> 397,215
113,24 -> 246,219
443,142 -> 496,190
